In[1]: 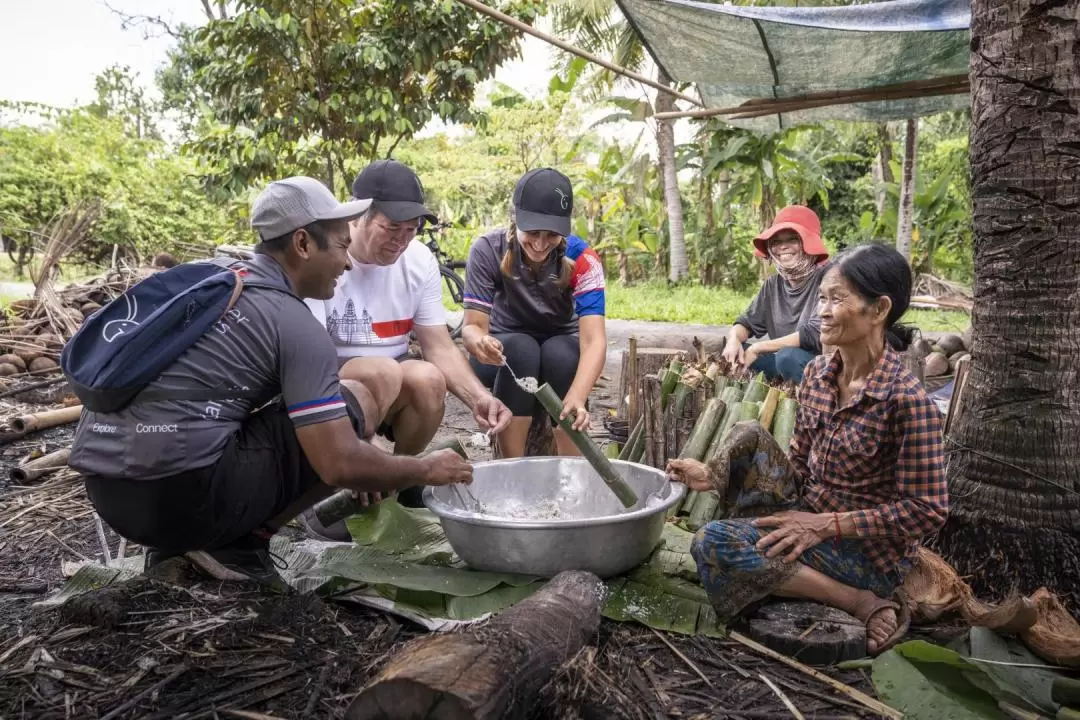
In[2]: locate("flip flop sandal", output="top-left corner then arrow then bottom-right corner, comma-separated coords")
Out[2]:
862,592 -> 912,656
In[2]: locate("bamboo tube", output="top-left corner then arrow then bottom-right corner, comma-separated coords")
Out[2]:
687,492 -> 720,531
1053,677 -> 1080,708
758,387 -> 781,431
618,417 -> 643,461
738,402 -> 761,422
626,336 -> 638,426
705,393 -> 744,461
660,361 -> 684,408
742,372 -> 769,404
311,437 -> 468,527
11,404 -> 82,433
535,383 -> 638,508
451,0 -> 704,106
10,447 -> 70,483
713,375 -> 730,397
773,398 -> 799,452
679,398 -> 726,461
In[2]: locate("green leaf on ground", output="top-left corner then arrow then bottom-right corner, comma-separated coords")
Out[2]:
873,645 -> 1004,720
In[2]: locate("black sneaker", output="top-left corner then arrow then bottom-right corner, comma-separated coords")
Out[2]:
185,529 -> 286,585
144,547 -> 180,571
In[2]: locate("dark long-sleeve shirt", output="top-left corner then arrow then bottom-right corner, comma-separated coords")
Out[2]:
735,264 -> 830,353
789,347 -> 949,574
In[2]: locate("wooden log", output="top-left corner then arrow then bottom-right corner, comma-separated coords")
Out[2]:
10,448 -> 70,483
534,383 -> 637,508
618,347 -> 683,420
642,374 -> 665,469
11,404 -> 83,433
347,570 -> 605,720
311,438 -> 468,527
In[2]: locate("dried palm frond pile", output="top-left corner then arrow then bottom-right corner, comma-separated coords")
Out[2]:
0,203 -> 145,377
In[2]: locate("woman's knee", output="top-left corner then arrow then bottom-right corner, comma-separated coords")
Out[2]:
539,334 -> 580,392
773,348 -> 814,383
499,333 -> 542,372
691,520 -> 765,570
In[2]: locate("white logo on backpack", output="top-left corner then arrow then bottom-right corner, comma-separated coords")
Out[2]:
102,295 -> 140,343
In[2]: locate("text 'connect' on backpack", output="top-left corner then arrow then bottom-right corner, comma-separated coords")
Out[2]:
60,260 -> 268,413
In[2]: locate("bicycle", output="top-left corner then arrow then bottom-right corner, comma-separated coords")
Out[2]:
421,221 -> 467,339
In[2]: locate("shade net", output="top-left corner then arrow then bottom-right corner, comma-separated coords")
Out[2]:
616,0 -> 971,130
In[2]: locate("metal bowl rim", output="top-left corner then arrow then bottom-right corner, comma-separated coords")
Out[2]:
421,457 -> 686,529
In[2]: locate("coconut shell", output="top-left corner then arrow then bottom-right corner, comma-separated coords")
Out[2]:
936,333 -> 966,356
0,363 -> 18,377
0,354 -> 27,372
80,302 -> 102,318
914,338 -> 934,359
36,332 -> 64,350
62,308 -> 84,326
29,357 -> 58,373
949,351 -> 970,372
16,346 -> 45,364
925,351 -> 950,377
961,326 -> 973,351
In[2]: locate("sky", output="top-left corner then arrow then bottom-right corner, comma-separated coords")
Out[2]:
0,0 -> 556,109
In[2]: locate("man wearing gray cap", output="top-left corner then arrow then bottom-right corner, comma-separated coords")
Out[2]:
69,176 -> 473,584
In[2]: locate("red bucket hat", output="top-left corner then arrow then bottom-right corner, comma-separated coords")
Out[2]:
753,205 -> 829,264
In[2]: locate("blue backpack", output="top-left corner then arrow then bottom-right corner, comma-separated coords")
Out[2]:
61,259 -> 283,413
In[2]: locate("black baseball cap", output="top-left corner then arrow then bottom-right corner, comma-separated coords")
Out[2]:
513,168 -> 573,238
351,159 -> 437,224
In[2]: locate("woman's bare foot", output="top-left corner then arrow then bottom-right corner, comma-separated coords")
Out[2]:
850,591 -> 899,654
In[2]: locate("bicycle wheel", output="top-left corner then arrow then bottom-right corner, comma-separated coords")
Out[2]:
440,264 -> 466,339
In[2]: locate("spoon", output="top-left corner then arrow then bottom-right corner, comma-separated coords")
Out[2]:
501,357 -> 538,393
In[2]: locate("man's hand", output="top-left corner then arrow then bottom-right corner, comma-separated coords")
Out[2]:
665,458 -> 713,492
752,511 -> 832,563
348,490 -> 384,508
470,334 -> 505,366
473,392 -> 512,434
559,392 -> 590,432
419,448 -> 474,486
721,338 -> 746,367
742,344 -> 762,370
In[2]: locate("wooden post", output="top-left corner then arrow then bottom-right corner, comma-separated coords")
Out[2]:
642,374 -> 665,469
347,570 -> 605,720
619,347 -> 683,422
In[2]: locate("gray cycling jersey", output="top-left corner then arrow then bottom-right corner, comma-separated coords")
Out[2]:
735,263 -> 830,353
68,254 -> 347,480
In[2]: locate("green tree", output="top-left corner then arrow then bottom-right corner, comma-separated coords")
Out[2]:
159,0 -> 543,197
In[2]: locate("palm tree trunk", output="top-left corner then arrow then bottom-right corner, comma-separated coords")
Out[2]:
654,69 -> 688,283
895,118 -> 917,264
932,0 -> 1080,618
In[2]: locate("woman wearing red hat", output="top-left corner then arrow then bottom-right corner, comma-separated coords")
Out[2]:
721,206 -> 831,382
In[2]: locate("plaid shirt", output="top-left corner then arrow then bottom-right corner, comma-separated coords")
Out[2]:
790,346 -> 948,574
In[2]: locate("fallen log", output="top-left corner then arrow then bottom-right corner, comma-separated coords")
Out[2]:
347,570 -> 605,720
11,404 -> 83,434
10,447 -> 70,483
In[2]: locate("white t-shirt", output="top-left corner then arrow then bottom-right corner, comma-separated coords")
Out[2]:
305,240 -> 446,360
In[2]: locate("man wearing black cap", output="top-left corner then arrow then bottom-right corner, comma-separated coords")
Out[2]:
302,160 -> 510,534
68,176 -> 474,583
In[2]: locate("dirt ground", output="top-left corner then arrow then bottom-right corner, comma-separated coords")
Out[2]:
0,332 -> 899,719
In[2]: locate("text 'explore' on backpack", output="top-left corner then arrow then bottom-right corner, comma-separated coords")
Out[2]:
61,259 -> 278,413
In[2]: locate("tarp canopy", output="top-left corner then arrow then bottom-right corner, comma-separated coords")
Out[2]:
616,0 -> 971,131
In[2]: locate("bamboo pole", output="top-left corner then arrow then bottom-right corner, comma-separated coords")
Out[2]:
653,74 -> 969,120
310,438 -> 468,527
534,383 -> 638,508
627,336 -> 639,426
451,0 -> 704,107
11,404 -> 82,433
10,448 -> 70,483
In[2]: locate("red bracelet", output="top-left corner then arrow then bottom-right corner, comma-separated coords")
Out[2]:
833,513 -> 842,543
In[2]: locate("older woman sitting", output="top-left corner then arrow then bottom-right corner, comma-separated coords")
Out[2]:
667,243 -> 947,655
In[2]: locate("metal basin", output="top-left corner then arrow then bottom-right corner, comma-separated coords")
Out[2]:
422,457 -> 685,579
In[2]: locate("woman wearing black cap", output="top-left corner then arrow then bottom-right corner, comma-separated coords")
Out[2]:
462,168 -> 608,458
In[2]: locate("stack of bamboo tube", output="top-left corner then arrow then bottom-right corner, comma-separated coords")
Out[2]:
615,357 -> 798,531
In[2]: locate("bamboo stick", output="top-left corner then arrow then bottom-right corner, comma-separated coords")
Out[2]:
679,398 -> 726,461
534,383 -> 638,508
653,74 -> 968,120
729,631 -> 903,720
11,404 -> 82,433
661,361 -> 684,408
742,372 -> 769,404
618,417 -> 643,461
10,447 -> 70,483
758,387 -> 781,431
627,336 -> 638,426
687,491 -> 719,531
311,437 -> 468,527
451,0 -> 704,107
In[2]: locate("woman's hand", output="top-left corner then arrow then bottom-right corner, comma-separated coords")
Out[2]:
665,458 -> 713,492
742,344 -> 762,370
721,339 -> 746,367
559,392 -> 590,431
470,334 -> 505,366
752,511 -> 832,563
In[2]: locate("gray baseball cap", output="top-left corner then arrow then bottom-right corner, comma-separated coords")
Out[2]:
251,176 -> 372,242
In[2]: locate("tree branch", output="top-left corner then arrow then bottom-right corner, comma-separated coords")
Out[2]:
103,0 -> 181,39
384,132 -> 408,159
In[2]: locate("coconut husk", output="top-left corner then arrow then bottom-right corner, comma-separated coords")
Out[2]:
902,548 -> 1079,666
1019,588 -> 1080,666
